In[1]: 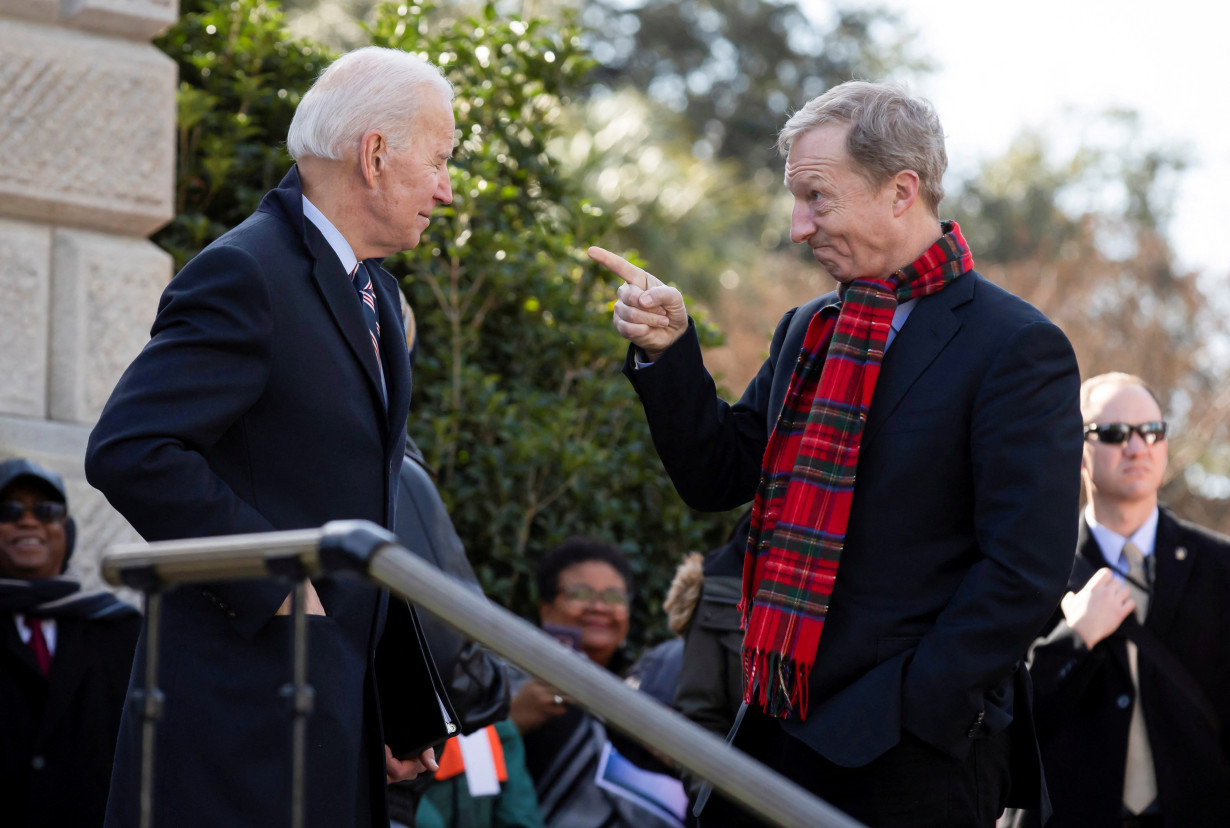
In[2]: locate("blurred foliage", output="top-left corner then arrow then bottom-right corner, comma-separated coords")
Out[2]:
279,0 -> 931,300
571,0 -> 930,298
583,0 -> 930,169
950,111 -> 1230,531
551,87 -> 786,302
155,0 -> 736,646
154,0 -> 334,271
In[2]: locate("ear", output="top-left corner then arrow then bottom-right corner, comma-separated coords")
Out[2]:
357,129 -> 388,188
890,169 -> 920,218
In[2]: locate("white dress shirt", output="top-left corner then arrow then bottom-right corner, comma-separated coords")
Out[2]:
1085,504 -> 1159,577
14,614 -> 57,656
302,195 -> 359,275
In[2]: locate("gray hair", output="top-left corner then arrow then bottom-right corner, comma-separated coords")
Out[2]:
287,47 -> 454,161
778,81 -> 947,214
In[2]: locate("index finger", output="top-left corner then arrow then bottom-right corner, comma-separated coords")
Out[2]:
588,245 -> 652,291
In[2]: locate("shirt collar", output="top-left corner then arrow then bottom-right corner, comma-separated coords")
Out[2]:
301,195 -> 359,276
883,297 -> 919,351
892,297 -> 918,334
1085,504 -> 1159,569
14,614 -> 57,654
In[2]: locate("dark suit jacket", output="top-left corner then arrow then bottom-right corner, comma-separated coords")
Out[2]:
0,612 -> 140,827
86,167 -> 435,828
625,270 -> 1083,811
1017,508 -> 1230,827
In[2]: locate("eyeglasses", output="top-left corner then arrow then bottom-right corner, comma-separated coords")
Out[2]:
0,500 -> 67,524
1083,421 -> 1168,446
559,584 -> 629,608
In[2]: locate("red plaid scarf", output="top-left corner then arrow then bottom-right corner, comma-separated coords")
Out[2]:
740,221 -> 973,719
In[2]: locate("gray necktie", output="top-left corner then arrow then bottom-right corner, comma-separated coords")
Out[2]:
1121,540 -> 1157,814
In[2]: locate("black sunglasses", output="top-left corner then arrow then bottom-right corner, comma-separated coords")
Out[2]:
0,500 -> 68,524
1083,421 -> 1168,446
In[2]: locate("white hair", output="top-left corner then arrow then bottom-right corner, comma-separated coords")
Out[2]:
287,46 -> 454,161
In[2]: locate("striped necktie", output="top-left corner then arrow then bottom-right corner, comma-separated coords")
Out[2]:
350,261 -> 383,374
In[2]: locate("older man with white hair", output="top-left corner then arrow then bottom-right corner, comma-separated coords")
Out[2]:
87,47 -> 458,827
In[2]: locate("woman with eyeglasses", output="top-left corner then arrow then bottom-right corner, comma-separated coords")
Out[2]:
510,538 -> 679,828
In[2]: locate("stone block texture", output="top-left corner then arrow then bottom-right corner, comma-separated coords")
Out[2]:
51,228 -> 170,424
0,20 -> 176,236
0,415 -> 142,597
0,218 -> 52,418
63,0 -> 179,40
0,0 -> 59,24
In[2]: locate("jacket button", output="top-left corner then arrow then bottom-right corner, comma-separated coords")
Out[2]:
31,755 -> 45,770
1117,694 -> 1131,709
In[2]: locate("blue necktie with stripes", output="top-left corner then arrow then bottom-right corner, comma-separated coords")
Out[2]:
350,261 -> 386,404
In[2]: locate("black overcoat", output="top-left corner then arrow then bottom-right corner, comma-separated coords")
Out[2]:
1017,509 -> 1230,827
625,271 -> 1083,815
86,167 -> 437,828
0,612 -> 140,827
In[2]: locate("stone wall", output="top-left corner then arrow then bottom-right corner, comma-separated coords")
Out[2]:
0,1 -> 177,590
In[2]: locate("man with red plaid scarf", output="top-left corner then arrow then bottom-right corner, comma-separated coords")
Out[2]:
589,81 -> 1083,827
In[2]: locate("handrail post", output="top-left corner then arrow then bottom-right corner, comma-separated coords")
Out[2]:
137,591 -> 163,828
101,523 -> 868,828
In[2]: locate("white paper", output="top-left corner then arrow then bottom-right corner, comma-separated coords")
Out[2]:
459,729 -> 501,797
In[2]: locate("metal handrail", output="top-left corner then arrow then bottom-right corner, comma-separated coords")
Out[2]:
102,520 -> 866,828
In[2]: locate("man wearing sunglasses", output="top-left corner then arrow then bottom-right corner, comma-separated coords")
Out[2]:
0,457 -> 141,827
1012,373 -> 1230,827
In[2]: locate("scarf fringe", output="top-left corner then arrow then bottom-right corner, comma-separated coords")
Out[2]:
742,647 -> 811,720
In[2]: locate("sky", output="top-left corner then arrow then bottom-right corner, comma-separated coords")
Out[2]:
801,0 -> 1230,279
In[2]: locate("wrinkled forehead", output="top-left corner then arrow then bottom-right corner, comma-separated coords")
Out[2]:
783,123 -> 859,184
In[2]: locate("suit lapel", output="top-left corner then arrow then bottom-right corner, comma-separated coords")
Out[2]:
2,615 -> 44,679
1145,507 -> 1192,637
37,619 -> 89,740
1076,518 -> 1133,679
371,265 -> 412,441
767,294 -> 834,435
861,272 -> 974,448
1072,518 -> 1108,587
282,167 -> 405,443
307,237 -> 387,415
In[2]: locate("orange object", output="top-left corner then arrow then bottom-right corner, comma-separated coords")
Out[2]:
431,725 -> 508,782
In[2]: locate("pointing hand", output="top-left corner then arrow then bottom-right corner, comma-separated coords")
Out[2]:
588,246 -> 688,362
